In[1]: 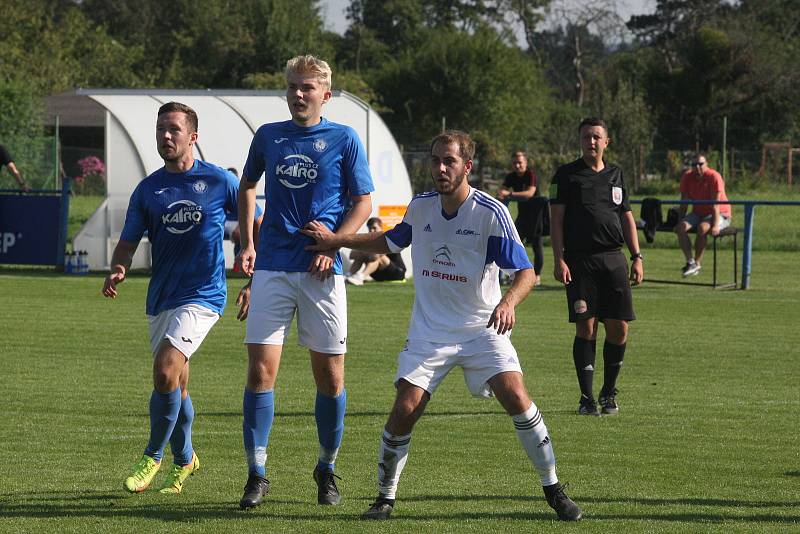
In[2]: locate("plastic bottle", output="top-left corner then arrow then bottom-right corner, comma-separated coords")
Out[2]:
78,251 -> 88,275
64,251 -> 73,274
69,252 -> 79,275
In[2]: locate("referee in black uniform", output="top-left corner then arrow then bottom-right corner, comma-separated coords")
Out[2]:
549,117 -> 643,416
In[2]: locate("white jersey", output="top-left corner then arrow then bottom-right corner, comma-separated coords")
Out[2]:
384,187 -> 532,343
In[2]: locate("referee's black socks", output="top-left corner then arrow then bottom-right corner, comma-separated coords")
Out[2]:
602,340 -> 626,394
572,337 -> 597,400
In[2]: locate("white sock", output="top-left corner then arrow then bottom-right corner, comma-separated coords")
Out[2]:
376,429 -> 411,499
512,402 -> 558,486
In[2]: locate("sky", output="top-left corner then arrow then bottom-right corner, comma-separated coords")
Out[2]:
319,0 -> 658,35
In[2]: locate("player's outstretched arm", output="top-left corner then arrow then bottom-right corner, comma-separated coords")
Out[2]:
305,193 -> 373,279
102,240 -> 138,299
301,220 -> 391,254
487,268 -> 535,335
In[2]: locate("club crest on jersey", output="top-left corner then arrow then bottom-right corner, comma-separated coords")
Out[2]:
612,186 -> 623,205
313,138 -> 327,152
275,154 -> 319,189
162,200 -> 203,234
193,180 -> 208,194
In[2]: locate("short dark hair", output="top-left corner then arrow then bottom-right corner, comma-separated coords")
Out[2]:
430,130 -> 476,161
367,217 -> 382,228
158,102 -> 198,133
578,117 -> 608,134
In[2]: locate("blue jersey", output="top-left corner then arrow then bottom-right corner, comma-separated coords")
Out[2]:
120,160 -> 239,316
243,118 -> 374,274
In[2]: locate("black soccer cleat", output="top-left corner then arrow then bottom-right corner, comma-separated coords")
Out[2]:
578,395 -> 601,416
361,495 -> 395,520
313,466 -> 342,505
544,482 -> 582,521
599,388 -> 619,415
239,474 -> 270,509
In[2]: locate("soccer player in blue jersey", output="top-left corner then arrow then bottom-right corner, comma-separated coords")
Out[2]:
235,55 -> 374,509
102,102 -> 248,495
302,131 -> 581,522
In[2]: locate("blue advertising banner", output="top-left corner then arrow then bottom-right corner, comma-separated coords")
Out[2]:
0,194 -> 62,265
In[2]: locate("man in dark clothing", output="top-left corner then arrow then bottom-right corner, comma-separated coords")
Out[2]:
0,144 -> 29,192
549,118 -> 643,417
497,151 -> 544,286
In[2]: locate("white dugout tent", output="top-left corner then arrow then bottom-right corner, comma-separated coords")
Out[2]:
55,89 -> 412,271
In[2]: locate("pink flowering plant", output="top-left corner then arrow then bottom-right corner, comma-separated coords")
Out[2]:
75,155 -> 106,194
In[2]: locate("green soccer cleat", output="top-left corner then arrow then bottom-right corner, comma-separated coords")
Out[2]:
158,452 -> 200,494
123,455 -> 161,493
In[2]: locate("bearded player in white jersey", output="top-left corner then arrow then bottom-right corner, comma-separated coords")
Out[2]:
301,130 -> 582,522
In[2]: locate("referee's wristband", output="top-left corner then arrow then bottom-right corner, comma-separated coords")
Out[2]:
631,252 -> 643,261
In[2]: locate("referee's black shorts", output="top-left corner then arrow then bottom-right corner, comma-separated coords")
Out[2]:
565,250 -> 635,323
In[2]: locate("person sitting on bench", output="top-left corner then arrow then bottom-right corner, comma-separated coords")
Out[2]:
675,153 -> 732,277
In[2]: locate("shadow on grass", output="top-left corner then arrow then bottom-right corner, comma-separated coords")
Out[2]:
1,490 -> 797,524
175,409 -> 509,419
404,493 -> 800,509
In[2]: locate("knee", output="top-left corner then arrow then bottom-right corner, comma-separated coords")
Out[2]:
503,391 -> 531,416
386,399 -> 421,434
605,323 -> 628,345
153,368 -> 179,393
247,359 -> 275,391
316,378 -> 343,397
576,322 -> 596,340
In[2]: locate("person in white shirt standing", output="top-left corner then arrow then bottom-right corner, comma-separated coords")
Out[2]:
302,130 -> 582,522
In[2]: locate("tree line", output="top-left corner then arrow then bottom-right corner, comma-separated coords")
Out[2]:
1,0 -> 798,187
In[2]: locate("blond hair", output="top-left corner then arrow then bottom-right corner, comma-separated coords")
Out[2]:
285,55 -> 332,90
430,130 -> 476,161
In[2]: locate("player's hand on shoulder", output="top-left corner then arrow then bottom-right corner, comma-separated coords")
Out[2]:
237,246 -> 256,277
236,281 -> 252,321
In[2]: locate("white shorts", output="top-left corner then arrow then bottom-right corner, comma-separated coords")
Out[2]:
395,331 -> 523,398
245,270 -> 348,354
147,304 -> 220,359
224,220 -> 238,238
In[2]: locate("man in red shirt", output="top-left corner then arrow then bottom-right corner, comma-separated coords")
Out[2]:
675,154 -> 731,276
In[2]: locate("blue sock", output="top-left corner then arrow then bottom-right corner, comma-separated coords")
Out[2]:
315,389 -> 346,472
243,389 -> 274,478
169,394 -> 195,465
144,387 -> 181,462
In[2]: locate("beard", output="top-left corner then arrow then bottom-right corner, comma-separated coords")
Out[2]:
433,171 -> 465,194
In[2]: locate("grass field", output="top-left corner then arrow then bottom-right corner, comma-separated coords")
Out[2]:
0,248 -> 797,533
